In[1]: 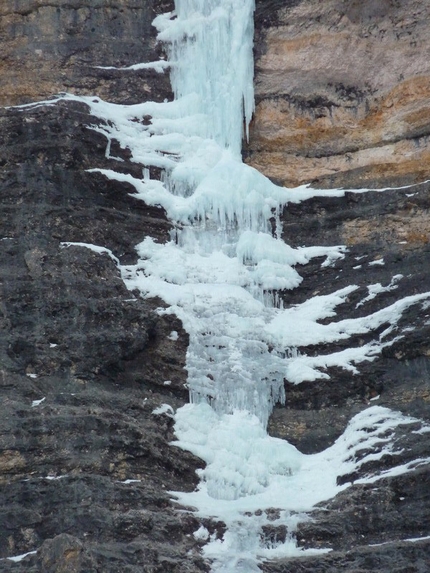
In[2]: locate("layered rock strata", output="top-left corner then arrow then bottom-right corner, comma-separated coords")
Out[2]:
0,1 -> 208,571
268,183 -> 430,570
0,0 -> 174,106
0,98 -> 210,572
248,0 -> 430,188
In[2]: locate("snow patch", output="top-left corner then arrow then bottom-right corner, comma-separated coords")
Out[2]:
60,242 -> 120,266
95,60 -> 170,73
356,274 -> 403,308
5,551 -> 37,563
152,404 -> 175,417
369,258 -> 385,266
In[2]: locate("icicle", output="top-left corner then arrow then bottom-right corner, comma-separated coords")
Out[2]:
156,0 -> 255,154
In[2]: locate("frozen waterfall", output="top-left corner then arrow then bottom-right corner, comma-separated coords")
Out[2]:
22,0 -> 430,571
117,3 -> 430,571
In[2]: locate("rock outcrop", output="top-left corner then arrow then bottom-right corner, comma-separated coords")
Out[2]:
248,0 -> 430,188
0,0 -> 173,106
0,98 -> 211,571
268,183 -> 430,571
1,1 -> 430,572
0,2 -> 208,571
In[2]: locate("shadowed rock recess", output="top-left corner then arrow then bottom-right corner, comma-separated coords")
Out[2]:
0,0 -> 429,572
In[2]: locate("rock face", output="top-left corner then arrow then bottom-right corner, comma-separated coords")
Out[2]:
1,1 -> 430,573
250,1 -> 430,569
248,0 -> 430,188
0,2 -> 208,571
0,98 -> 210,571
266,184 -> 430,572
0,0 -> 174,106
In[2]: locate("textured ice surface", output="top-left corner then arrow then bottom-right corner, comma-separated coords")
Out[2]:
86,2 -> 430,570
14,1 -> 430,570
173,405 -> 430,571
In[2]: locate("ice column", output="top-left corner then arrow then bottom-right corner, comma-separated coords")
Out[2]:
157,0 -> 255,154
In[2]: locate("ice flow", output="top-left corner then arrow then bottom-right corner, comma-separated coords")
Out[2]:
69,1 -> 430,571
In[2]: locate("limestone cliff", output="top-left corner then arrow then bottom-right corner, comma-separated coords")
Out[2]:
0,0 -> 173,106
249,0 -> 430,189
1,1 -> 430,572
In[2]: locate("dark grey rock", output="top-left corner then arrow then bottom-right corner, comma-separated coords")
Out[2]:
0,0 -> 175,106
0,10 -> 205,568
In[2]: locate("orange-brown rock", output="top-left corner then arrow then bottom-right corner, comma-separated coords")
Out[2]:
248,0 -> 430,188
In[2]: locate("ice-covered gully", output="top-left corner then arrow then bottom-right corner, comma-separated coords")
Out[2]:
25,1 -> 430,571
